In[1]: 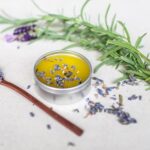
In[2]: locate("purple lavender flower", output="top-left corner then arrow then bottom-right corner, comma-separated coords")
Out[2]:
17,33 -> 37,42
5,24 -> 37,42
4,34 -> 17,42
13,24 -> 36,35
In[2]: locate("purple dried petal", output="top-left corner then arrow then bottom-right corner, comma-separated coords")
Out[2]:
17,33 -> 37,42
139,95 -> 142,100
4,34 -> 17,42
110,97 -> 116,100
89,106 -> 98,114
94,102 -> 104,111
97,88 -> 105,96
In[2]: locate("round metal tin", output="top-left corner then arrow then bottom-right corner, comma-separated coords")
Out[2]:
34,50 -> 92,95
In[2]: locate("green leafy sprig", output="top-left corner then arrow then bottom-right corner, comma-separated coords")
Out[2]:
0,0 -> 150,87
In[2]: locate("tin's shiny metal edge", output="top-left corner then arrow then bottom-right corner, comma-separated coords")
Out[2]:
34,50 -> 92,95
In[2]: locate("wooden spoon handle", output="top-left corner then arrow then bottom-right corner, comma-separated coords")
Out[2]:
0,80 -> 83,136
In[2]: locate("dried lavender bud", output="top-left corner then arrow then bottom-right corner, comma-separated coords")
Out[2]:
54,64 -> 60,71
18,33 -> 37,42
110,97 -> 116,100
0,69 -> 4,81
71,65 -> 76,70
94,102 -> 104,112
106,87 -> 117,93
128,94 -> 138,100
29,112 -> 35,117
55,75 -> 62,81
73,109 -> 79,113
89,106 -> 98,114
46,124 -> 51,130
27,85 -> 31,89
64,71 -> 73,78
129,75 -> 137,82
67,142 -> 75,146
36,71 -> 45,78
104,108 -> 115,114
139,95 -> 142,100
92,77 -> 103,83
97,88 -> 105,96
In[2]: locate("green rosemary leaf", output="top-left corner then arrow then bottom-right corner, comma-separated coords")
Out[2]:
123,70 -> 148,78
31,0 -> 49,14
131,53 -> 145,69
80,0 -> 91,21
118,21 -> 131,43
119,56 -> 135,66
14,18 -> 38,25
0,15 -> 14,24
145,77 -> 150,82
110,14 -> 116,31
107,40 -> 150,64
141,69 -> 150,76
105,4 -> 111,30
135,33 -> 147,49
100,47 -> 120,60
145,87 -> 150,90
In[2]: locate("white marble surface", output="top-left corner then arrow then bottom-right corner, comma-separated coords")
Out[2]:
0,0 -> 150,150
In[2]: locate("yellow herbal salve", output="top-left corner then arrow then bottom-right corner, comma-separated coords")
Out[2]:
35,52 -> 91,88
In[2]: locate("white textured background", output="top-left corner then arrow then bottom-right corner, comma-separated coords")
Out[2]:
0,0 -> 150,150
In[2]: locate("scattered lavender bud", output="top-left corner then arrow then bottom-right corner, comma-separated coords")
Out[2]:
17,46 -> 20,49
71,65 -> 76,70
68,142 -> 75,146
0,70 -> 4,81
97,88 -> 105,97
80,92 -> 85,97
46,124 -> 51,130
129,75 -> 136,82
64,71 -> 73,78
128,95 -> 138,100
29,112 -> 35,117
27,85 -> 31,89
54,64 -> 60,71
106,86 -> 117,94
73,109 -> 80,113
110,97 -> 116,100
104,108 -> 114,114
94,102 -> 104,112
92,77 -> 103,83
85,97 -> 90,102
89,106 -> 98,114
139,95 -> 142,100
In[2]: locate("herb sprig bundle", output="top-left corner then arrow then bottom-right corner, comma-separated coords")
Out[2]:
0,0 -> 150,88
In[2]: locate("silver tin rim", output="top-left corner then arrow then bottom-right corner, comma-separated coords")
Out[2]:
34,50 -> 92,95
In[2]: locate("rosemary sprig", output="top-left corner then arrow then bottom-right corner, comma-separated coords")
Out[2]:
0,0 -> 150,87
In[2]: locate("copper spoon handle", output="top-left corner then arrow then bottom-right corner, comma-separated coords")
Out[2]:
0,80 -> 83,136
